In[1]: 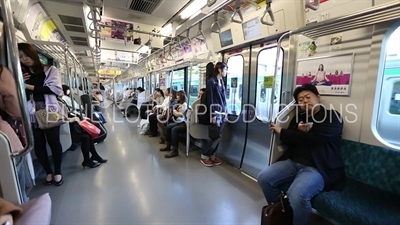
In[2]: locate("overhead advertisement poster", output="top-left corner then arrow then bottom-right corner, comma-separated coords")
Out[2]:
100,17 -> 134,42
24,3 -> 66,43
242,17 -> 261,40
220,0 -> 265,20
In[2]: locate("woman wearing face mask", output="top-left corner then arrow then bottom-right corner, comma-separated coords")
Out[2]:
19,43 -> 64,186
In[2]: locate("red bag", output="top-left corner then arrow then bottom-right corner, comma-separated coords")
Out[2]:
79,120 -> 101,139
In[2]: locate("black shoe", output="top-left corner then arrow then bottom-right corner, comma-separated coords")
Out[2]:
54,175 -> 63,186
160,144 -> 171,151
91,156 -> 108,163
164,150 -> 178,158
82,161 -> 100,168
45,175 -> 53,186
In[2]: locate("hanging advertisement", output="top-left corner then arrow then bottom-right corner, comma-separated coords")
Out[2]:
191,38 -> 208,55
24,3 -> 66,43
100,17 -> 133,42
98,69 -> 122,76
296,53 -> 354,96
220,0 -> 265,20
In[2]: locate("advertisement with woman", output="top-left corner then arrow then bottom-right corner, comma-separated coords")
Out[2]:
296,53 -> 354,96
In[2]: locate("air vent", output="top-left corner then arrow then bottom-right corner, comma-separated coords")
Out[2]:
127,0 -> 162,14
71,36 -> 87,42
64,25 -> 85,33
72,40 -> 88,46
58,15 -> 84,26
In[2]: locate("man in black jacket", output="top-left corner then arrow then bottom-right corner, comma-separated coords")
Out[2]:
257,84 -> 345,225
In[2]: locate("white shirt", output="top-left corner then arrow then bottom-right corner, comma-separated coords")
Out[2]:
156,96 -> 171,110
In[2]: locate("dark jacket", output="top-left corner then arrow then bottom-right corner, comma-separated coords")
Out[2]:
206,76 -> 227,117
279,106 -> 346,191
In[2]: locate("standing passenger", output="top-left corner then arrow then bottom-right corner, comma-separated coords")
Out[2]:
200,62 -> 227,167
19,43 -> 65,186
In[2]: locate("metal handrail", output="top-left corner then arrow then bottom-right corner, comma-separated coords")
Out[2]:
305,0 -> 320,11
261,0 -> 275,26
268,31 -> 292,123
1,0 -> 35,158
64,47 -> 75,112
71,59 -> 83,118
273,100 -> 296,123
210,11 -> 221,33
230,0 -> 243,24
207,0 -> 217,7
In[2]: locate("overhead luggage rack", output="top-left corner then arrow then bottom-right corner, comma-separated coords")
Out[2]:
295,1 -> 400,39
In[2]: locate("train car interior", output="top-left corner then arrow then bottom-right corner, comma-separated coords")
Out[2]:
0,0 -> 399,224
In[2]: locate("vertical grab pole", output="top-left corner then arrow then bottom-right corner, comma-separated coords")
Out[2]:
64,47 -> 75,112
268,31 -> 292,123
1,0 -> 34,158
71,56 -> 83,118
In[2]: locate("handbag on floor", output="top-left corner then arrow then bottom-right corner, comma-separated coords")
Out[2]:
261,192 -> 293,225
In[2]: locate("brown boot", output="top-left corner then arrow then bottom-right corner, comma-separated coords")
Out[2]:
164,147 -> 178,158
159,143 -> 171,151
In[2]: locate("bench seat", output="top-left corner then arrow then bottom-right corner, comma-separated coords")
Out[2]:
279,140 -> 400,225
280,178 -> 400,225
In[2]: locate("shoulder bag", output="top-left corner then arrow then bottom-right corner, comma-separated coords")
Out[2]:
261,192 -> 293,225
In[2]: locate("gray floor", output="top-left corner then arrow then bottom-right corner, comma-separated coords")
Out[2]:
28,107 -> 267,225
28,107 -> 335,225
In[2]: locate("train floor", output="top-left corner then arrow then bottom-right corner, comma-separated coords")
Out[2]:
28,106 -> 335,225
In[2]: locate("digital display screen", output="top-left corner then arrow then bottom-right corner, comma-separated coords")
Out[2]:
220,29 -> 233,48
242,17 -> 261,40
38,53 -> 49,65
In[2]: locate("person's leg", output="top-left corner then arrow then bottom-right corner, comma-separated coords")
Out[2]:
148,114 -> 158,133
43,126 -> 63,185
88,135 -> 108,163
32,127 -> 53,184
70,133 -> 90,163
201,115 -> 225,166
286,165 -> 325,225
257,159 -> 298,204
160,123 -> 177,151
164,123 -> 186,158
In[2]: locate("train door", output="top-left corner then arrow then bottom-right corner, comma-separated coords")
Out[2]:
240,41 -> 293,178
218,48 -> 250,168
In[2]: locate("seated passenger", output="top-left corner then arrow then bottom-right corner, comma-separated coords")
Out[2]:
198,88 -> 206,99
67,113 -> 108,168
155,89 -> 178,139
140,88 -> 165,119
159,91 -> 188,158
0,197 -> 23,225
147,88 -> 176,137
0,65 -> 24,152
257,84 -> 345,225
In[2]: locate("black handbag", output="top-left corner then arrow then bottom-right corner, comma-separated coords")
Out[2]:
261,192 -> 293,225
208,124 -> 220,140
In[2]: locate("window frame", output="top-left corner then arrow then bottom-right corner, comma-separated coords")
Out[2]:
371,22 -> 400,151
226,54 -> 245,116
254,46 -> 285,122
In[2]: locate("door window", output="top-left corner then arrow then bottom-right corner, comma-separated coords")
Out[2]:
226,55 -> 244,116
255,48 -> 284,122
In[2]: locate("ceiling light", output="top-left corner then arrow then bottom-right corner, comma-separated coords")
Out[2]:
180,0 -> 207,20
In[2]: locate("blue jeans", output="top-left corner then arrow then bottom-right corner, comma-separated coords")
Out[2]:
257,159 -> 324,225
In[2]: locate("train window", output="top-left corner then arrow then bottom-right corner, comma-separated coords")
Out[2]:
373,25 -> 400,149
255,47 -> 283,122
171,69 -> 185,91
156,73 -> 160,88
189,65 -> 200,105
226,55 -> 244,116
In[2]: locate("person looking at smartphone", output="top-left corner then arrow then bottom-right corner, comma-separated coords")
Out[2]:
257,84 -> 345,225
19,43 -> 65,186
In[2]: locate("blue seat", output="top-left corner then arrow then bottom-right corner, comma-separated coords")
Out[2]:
280,140 -> 400,225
